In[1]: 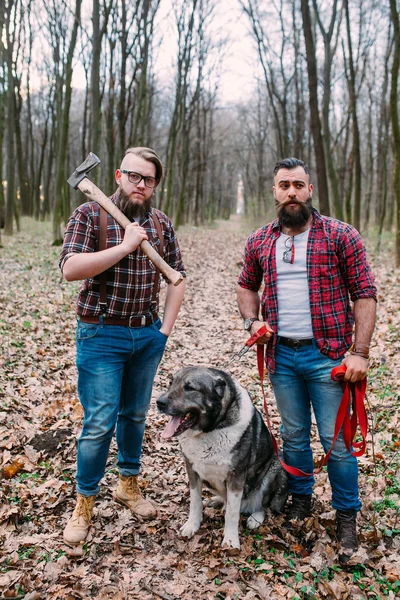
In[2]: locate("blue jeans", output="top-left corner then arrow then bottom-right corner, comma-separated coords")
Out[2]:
268,340 -> 361,512
75,318 -> 167,496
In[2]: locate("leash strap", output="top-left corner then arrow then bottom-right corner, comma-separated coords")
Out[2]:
256,345 -> 368,477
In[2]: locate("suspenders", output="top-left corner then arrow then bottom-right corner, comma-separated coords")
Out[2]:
98,208 -> 164,317
98,207 -> 108,314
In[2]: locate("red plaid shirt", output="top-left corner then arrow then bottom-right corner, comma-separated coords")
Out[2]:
60,195 -> 186,318
237,209 -> 377,372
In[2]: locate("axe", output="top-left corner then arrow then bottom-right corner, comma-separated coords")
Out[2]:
67,153 -> 184,286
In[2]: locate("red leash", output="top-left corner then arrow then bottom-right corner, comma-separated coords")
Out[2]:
256,345 -> 368,477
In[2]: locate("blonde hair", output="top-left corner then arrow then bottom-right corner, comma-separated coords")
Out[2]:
123,147 -> 164,183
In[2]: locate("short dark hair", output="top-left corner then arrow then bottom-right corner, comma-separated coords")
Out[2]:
273,157 -> 310,176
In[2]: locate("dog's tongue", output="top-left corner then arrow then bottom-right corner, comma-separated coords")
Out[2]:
161,416 -> 182,439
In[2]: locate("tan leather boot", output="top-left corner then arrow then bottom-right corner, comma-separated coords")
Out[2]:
114,475 -> 156,519
63,494 -> 96,545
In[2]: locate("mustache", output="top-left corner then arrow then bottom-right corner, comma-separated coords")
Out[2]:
275,198 -> 305,210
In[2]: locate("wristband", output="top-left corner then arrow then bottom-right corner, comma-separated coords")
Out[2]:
350,351 -> 369,360
349,343 -> 370,354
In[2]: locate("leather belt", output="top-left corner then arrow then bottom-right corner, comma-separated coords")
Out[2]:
79,313 -> 158,328
278,336 -> 313,349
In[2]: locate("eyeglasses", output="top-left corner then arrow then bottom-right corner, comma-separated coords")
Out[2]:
120,170 -> 157,188
283,236 -> 295,264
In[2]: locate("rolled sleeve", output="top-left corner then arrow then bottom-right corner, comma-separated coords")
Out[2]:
339,226 -> 377,302
164,221 -> 186,279
59,207 -> 97,272
237,236 -> 263,291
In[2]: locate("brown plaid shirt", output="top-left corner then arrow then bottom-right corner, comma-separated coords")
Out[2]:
59,194 -> 186,318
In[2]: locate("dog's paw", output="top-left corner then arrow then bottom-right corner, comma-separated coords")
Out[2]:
207,496 -> 225,509
180,520 -> 201,539
221,534 -> 240,550
247,511 -> 265,530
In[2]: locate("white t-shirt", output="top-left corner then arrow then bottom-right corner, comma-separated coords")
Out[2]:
276,229 -> 313,338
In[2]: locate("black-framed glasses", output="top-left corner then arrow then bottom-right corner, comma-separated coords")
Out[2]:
120,170 -> 157,188
283,236 -> 295,264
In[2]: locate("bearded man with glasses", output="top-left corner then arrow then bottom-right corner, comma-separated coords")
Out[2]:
237,157 -> 376,564
60,147 -> 186,546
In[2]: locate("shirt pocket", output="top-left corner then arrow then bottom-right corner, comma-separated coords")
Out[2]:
318,251 -> 341,288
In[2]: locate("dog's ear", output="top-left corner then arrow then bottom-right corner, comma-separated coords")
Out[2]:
214,377 -> 226,399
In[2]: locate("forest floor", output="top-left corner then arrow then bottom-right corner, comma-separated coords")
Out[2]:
0,216 -> 400,600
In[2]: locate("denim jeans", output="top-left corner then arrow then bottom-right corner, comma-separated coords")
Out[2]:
75,318 -> 167,496
268,339 -> 361,511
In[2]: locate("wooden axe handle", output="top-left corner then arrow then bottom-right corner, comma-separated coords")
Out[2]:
77,178 -> 184,286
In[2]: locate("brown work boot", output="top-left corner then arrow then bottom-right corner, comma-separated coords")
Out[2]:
336,509 -> 358,565
63,494 -> 96,546
114,475 -> 156,519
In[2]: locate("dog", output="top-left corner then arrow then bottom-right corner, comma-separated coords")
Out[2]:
157,366 -> 289,549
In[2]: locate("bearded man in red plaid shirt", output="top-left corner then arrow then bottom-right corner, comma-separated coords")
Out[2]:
237,157 -> 376,564
60,147 -> 186,546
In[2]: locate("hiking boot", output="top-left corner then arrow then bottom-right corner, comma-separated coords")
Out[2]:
336,509 -> 358,564
63,494 -> 96,546
286,493 -> 313,521
114,475 -> 156,519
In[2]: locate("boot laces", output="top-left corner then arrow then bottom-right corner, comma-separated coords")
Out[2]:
75,496 -> 93,523
124,476 -> 140,498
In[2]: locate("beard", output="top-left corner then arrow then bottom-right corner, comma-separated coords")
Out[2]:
118,188 -> 152,220
276,196 -> 313,229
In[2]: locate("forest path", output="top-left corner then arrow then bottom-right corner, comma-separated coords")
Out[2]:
0,217 -> 399,599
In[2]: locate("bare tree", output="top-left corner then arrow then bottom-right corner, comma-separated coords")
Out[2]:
116,0 -> 142,160
301,0 -> 330,215
3,0 -> 20,234
90,0 -> 113,162
240,0 -> 295,158
312,0 -> 343,219
131,0 -> 161,146
343,0 -> 362,230
376,24 -> 393,250
43,0 -> 82,242
0,7 -> 6,239
389,0 -> 400,265
159,0 -> 199,216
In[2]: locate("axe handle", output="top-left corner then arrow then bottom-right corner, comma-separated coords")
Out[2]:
77,178 -> 184,286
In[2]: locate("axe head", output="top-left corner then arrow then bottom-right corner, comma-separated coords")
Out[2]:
67,152 -> 101,189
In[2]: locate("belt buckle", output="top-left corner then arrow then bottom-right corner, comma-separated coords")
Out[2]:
128,315 -> 147,327
292,339 -> 301,349
128,315 -> 136,328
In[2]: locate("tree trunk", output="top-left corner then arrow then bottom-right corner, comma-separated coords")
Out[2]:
344,0 -> 361,231
4,0 -> 16,234
389,0 -> 400,265
14,81 -> 32,215
312,0 -> 343,220
301,0 -> 330,215
52,0 -> 82,243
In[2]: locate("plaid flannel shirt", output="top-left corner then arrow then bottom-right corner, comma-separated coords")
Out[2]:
237,209 -> 377,373
59,194 -> 186,318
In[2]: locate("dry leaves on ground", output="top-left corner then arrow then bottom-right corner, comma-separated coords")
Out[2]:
0,216 -> 399,599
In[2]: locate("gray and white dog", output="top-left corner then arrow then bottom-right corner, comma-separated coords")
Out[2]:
157,366 -> 289,549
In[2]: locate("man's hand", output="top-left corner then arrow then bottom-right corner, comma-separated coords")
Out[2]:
341,354 -> 369,382
121,222 -> 148,254
250,320 -> 274,344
